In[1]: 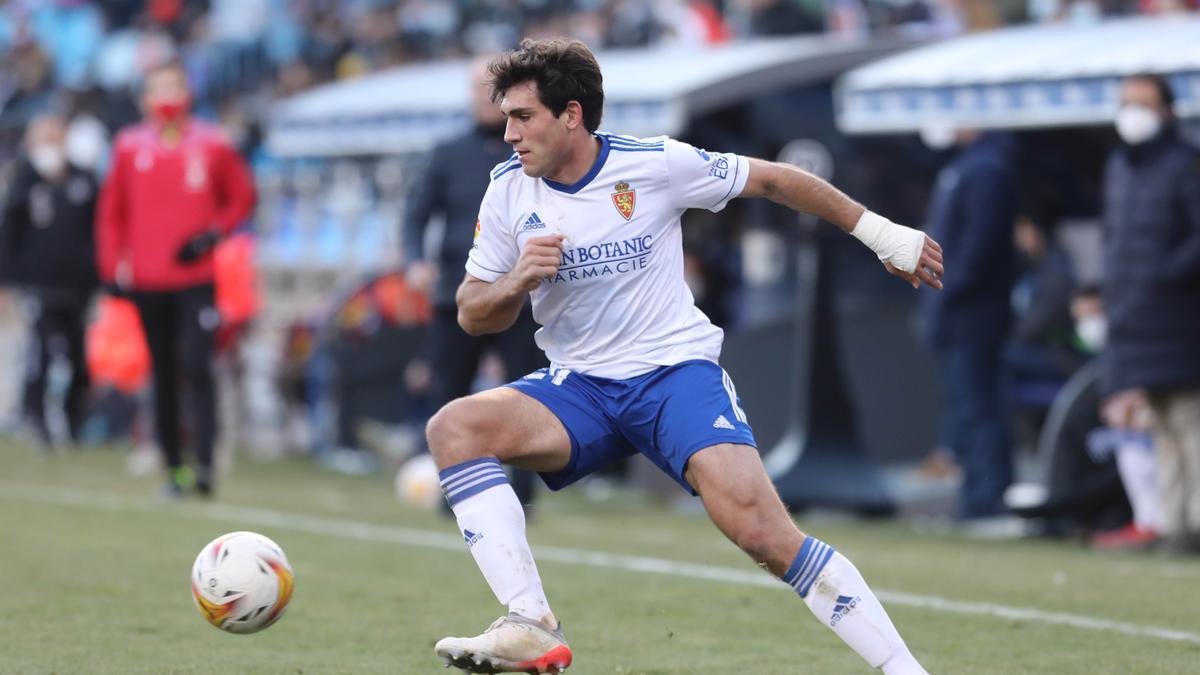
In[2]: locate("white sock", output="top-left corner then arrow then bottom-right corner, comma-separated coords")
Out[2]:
784,537 -> 926,674
440,458 -> 552,624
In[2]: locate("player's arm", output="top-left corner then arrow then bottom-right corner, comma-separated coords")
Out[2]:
0,163 -> 34,265
96,138 -> 131,285
402,151 -> 441,264
211,141 -> 256,233
740,158 -> 944,290
456,233 -> 564,336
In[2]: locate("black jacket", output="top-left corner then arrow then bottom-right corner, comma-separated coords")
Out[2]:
920,133 -> 1020,348
0,160 -> 99,293
1101,127 -> 1200,394
403,125 -> 512,307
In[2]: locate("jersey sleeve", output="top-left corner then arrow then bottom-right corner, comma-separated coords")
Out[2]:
464,180 -> 518,283
664,138 -> 749,213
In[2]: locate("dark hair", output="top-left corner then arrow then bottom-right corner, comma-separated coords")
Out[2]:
487,38 -> 604,133
1124,73 -> 1175,112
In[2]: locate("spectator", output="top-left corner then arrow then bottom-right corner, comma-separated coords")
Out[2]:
96,61 -> 256,498
402,58 -> 544,508
0,113 -> 98,450
1102,74 -> 1200,554
0,42 -> 56,136
919,129 -> 1020,520
1007,216 -> 1085,396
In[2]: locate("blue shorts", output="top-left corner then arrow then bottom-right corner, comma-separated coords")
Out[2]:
506,359 -> 757,495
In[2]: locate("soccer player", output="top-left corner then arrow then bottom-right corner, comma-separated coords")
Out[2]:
430,39 -> 942,674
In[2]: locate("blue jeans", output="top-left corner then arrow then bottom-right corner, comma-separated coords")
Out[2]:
935,340 -> 1013,518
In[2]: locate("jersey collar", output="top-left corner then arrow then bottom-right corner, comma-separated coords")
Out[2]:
541,134 -> 609,194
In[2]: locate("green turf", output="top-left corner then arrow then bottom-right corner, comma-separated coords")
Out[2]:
2,441 -> 1199,674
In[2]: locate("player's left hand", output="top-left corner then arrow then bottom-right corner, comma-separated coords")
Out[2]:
176,229 -> 221,263
885,234 -> 943,290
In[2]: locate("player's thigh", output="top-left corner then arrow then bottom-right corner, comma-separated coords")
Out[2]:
622,360 -> 755,493
427,385 -> 572,473
177,286 -> 218,373
686,443 -> 790,524
686,443 -> 801,566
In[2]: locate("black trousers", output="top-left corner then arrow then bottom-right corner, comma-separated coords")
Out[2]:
131,285 -> 218,482
23,290 -> 90,444
428,304 -> 544,505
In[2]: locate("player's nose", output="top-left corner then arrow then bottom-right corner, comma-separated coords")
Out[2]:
504,119 -> 520,144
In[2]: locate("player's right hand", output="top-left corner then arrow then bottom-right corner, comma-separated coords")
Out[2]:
510,233 -> 565,293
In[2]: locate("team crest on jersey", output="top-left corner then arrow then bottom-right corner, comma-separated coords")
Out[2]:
611,181 -> 635,221
474,218 -> 482,240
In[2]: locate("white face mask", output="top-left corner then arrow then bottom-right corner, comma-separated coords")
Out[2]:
1076,315 -> 1108,353
65,115 -> 107,170
919,123 -> 956,152
1114,105 -> 1162,145
29,145 -> 66,177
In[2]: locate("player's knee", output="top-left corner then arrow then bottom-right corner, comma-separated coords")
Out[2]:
426,397 -> 491,466
731,521 -> 774,563
710,486 -> 791,563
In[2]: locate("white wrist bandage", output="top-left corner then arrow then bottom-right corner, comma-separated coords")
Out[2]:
850,210 -> 925,274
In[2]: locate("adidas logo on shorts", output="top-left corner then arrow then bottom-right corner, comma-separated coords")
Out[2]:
713,415 -> 735,430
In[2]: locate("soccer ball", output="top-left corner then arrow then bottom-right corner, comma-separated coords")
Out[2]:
190,531 -> 295,634
395,453 -> 442,511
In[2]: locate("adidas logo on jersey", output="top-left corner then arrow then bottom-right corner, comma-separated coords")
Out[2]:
713,415 -> 734,430
521,212 -> 546,231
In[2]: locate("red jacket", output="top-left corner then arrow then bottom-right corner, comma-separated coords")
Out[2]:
96,120 -> 256,291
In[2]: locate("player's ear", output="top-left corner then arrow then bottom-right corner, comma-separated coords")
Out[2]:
562,101 -> 583,130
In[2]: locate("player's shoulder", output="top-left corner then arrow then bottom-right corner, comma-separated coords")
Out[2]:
597,131 -> 669,154
112,123 -> 155,151
187,120 -> 237,149
489,153 -> 522,182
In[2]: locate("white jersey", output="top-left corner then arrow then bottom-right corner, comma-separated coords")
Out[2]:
466,132 -> 749,379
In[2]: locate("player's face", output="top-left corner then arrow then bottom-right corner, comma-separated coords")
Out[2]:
500,81 -> 569,178
141,67 -> 192,123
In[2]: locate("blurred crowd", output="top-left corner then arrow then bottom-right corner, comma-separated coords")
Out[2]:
0,0 -> 1196,171
0,0 -> 1197,553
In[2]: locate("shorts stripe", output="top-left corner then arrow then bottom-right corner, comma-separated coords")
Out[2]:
721,370 -> 747,423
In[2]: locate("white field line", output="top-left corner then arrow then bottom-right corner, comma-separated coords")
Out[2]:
3,482 -> 1199,646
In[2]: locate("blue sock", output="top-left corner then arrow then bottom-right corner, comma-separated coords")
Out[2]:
782,535 -> 836,598
439,457 -> 510,507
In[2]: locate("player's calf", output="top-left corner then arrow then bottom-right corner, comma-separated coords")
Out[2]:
689,446 -> 928,674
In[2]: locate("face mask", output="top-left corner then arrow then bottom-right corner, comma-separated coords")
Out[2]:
1076,315 -> 1107,353
920,124 -> 956,151
29,145 -> 66,177
65,116 -> 107,170
150,94 -> 191,123
1114,105 -> 1161,145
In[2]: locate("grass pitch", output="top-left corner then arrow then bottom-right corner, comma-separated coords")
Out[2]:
1,441 -> 1198,674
